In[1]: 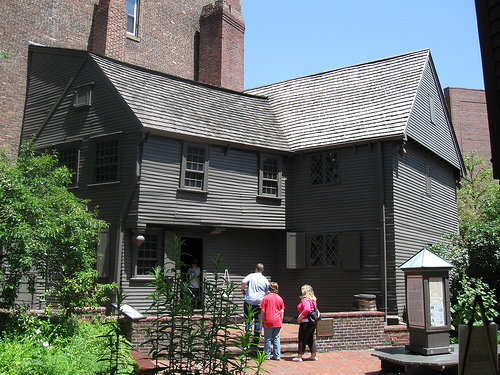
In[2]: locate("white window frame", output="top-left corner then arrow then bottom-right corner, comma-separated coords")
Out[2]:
127,0 -> 139,36
258,154 -> 282,198
133,232 -> 162,278
179,143 -> 209,192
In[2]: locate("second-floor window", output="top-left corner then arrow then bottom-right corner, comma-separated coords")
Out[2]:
311,151 -> 339,185
259,155 -> 282,197
94,138 -> 119,183
57,146 -> 79,187
180,144 -> 208,191
127,0 -> 139,36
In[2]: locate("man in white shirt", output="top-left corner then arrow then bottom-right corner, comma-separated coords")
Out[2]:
241,263 -> 269,345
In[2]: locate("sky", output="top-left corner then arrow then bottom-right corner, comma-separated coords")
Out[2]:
242,0 -> 484,91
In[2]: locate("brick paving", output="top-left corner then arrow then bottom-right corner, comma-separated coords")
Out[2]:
249,323 -> 382,375
255,351 -> 381,375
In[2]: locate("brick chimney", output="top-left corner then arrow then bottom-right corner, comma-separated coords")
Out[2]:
199,0 -> 245,91
91,0 -> 127,60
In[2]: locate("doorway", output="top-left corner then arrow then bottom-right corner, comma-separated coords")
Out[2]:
180,237 -> 203,309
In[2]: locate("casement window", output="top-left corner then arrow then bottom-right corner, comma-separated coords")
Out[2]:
136,234 -> 161,276
127,0 -> 139,36
311,151 -> 339,185
93,138 -> 120,183
180,144 -> 209,191
307,232 -> 341,268
259,155 -> 282,197
57,146 -> 79,187
73,83 -> 93,108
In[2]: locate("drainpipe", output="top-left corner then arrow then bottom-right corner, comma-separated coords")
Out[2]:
376,142 -> 388,316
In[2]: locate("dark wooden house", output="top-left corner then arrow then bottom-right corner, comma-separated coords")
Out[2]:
20,45 -> 464,316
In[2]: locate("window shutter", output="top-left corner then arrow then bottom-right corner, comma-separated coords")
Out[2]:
286,232 -> 305,269
96,229 -> 109,277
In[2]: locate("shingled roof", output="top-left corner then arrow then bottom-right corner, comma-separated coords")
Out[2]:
91,54 -> 290,152
246,49 -> 430,152
92,49 -> 431,154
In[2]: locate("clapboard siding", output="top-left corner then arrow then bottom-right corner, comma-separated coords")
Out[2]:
282,143 -> 384,312
21,51 -> 84,142
120,228 -> 283,313
22,50 -> 142,283
137,136 -> 286,229
392,142 -> 459,313
406,61 -> 461,170
287,144 -> 380,231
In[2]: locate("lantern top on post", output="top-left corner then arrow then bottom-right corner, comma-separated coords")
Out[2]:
400,247 -> 453,270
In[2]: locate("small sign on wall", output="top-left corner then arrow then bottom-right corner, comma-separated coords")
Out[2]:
316,318 -> 334,337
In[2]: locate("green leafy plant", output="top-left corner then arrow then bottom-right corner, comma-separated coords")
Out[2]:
144,236 -> 266,374
0,145 -> 113,311
449,276 -> 499,343
0,311 -> 113,375
99,287 -> 136,375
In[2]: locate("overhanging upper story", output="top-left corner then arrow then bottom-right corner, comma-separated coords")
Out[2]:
21,46 -> 465,231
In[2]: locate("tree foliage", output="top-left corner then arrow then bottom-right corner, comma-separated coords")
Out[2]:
431,152 -> 500,326
0,145 -> 112,310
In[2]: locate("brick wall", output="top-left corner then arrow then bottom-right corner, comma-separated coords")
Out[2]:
0,0 -> 216,153
444,87 -> 491,162
199,0 -> 245,91
316,311 -> 395,352
131,311 -> 410,353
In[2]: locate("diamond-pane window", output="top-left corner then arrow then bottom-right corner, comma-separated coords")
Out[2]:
309,234 -> 323,267
325,152 -> 339,184
307,232 -> 341,268
94,139 -> 119,183
325,233 -> 340,266
311,151 -> 340,185
261,157 -> 279,196
311,154 -> 323,185
137,234 -> 159,276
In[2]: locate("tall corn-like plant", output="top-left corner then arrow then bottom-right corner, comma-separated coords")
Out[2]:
144,236 -> 265,374
99,287 -> 136,375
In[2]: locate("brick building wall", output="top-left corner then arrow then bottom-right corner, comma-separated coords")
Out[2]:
0,0 -> 232,153
444,87 -> 491,162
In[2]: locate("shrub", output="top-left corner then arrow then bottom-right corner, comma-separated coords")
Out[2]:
0,312 -> 129,375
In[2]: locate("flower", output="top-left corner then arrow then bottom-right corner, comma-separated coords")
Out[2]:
35,329 -> 42,335
42,341 -> 49,348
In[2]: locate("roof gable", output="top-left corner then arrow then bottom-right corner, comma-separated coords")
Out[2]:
246,50 -> 430,152
405,56 -> 464,173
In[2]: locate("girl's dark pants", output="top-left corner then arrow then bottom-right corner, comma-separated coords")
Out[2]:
298,321 -> 317,355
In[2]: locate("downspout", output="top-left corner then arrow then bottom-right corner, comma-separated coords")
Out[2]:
377,141 -> 388,315
114,132 -> 149,289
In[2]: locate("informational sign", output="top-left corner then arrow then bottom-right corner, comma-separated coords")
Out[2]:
459,324 -> 498,375
406,275 -> 425,328
429,277 -> 445,327
316,318 -> 334,337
